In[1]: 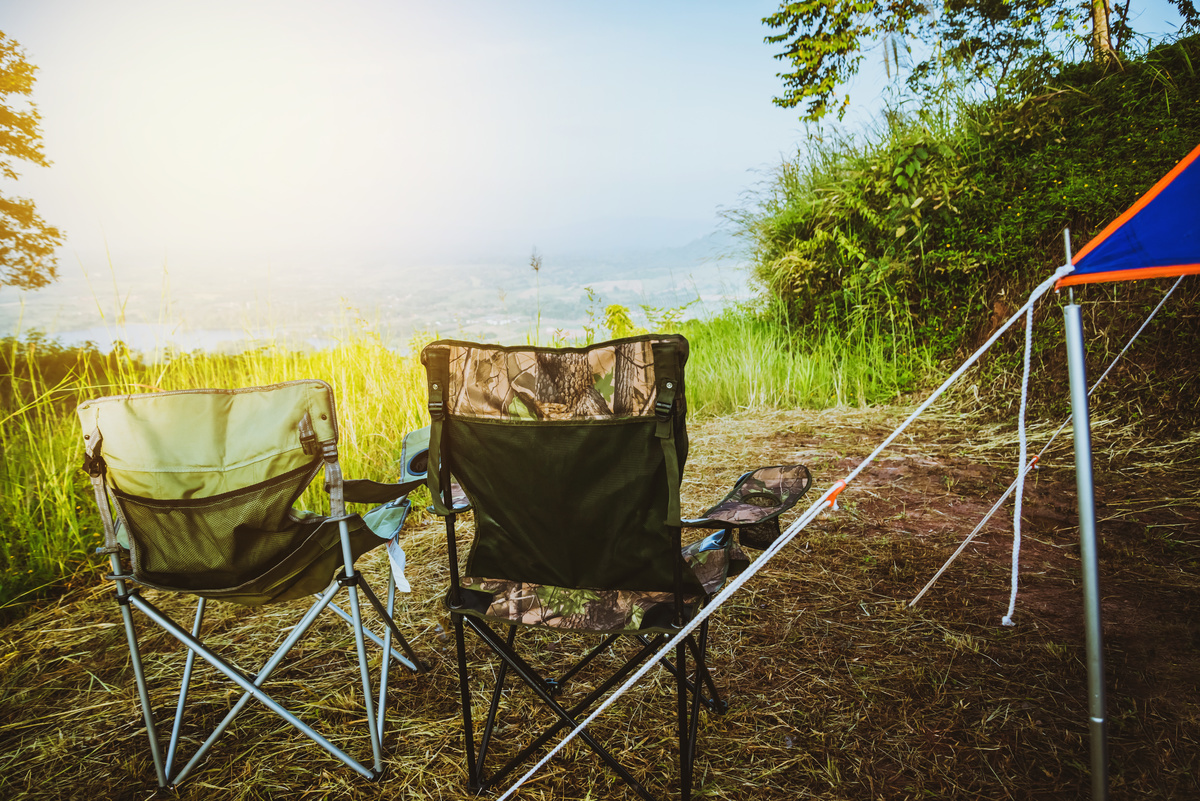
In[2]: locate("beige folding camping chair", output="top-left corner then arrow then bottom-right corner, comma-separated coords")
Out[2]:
77,379 -> 425,787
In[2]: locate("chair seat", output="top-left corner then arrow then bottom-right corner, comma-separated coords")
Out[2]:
455,534 -> 748,633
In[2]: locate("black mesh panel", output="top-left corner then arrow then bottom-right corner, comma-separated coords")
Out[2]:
113,461 -> 320,592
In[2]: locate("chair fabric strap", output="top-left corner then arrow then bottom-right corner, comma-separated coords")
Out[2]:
89,473 -> 122,554
298,412 -> 319,455
424,347 -> 454,515
340,478 -> 424,505
651,341 -> 683,528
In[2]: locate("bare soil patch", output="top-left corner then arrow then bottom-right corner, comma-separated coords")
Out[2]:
1,405 -> 1197,799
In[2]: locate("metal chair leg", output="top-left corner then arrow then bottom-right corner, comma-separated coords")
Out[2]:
109,553 -> 167,788
166,597 -> 206,775
339,519 -> 384,774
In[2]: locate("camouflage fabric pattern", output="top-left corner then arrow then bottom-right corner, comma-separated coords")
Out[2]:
460,538 -> 745,633
431,339 -> 673,421
699,464 -> 812,526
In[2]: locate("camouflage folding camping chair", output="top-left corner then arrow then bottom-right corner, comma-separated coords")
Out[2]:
77,380 -> 425,787
421,334 -> 812,801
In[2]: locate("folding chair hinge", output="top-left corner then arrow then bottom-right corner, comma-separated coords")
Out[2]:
111,585 -> 139,606
336,571 -> 361,588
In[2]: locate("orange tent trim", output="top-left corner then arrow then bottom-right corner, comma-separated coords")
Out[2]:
1056,263 -> 1200,288
1070,142 -> 1200,267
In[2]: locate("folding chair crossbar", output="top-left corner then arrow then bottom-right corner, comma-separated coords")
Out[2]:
331,569 -> 428,672
165,596 -> 206,773
459,614 -> 662,801
550,632 -> 624,693
172,578 -> 349,783
482,630 -> 675,791
475,625 -> 518,775
125,585 -> 383,781
637,622 -> 725,713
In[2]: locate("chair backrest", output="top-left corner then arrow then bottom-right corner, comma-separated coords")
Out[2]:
77,380 -> 340,594
422,335 -> 700,594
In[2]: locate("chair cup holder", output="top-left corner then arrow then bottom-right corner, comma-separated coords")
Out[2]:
738,518 -> 782,550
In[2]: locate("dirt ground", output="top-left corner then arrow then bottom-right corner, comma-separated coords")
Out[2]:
1,405 -> 1198,800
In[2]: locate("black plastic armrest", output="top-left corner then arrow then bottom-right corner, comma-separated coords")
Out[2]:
686,464 -> 814,549
338,478 -> 424,505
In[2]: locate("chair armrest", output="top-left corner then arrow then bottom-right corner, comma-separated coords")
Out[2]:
339,477 -> 472,513
340,478 -> 424,505
683,464 -> 813,549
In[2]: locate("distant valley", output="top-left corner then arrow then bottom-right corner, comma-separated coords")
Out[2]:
0,232 -> 753,353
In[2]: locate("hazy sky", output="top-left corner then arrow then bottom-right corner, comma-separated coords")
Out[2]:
1,0 -> 821,282
1,1 -> 1190,291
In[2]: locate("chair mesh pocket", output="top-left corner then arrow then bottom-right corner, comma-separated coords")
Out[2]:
113,462 -> 319,592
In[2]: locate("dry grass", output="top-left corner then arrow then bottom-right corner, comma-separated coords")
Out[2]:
1,405 -> 1197,800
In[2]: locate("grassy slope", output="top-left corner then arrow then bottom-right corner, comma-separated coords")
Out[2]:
736,34 -> 1200,425
2,406 -> 1196,799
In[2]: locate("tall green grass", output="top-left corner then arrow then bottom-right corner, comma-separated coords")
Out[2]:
0,301 -> 932,616
683,304 -> 933,415
733,34 -> 1200,370
0,326 -> 430,618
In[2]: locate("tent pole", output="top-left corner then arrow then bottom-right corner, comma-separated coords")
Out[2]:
1063,301 -> 1108,801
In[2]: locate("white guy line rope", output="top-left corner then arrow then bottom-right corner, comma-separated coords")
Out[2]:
837,265 -> 1073,488
1002,302 -> 1035,626
496,263 -> 1074,800
909,274 -> 1186,609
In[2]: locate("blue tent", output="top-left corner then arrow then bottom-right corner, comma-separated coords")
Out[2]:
1059,141 -> 1200,286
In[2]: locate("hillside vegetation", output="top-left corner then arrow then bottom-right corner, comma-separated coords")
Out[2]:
734,34 -> 1200,423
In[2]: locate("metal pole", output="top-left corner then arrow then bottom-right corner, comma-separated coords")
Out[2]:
1063,301 -> 1108,801
108,553 -> 167,787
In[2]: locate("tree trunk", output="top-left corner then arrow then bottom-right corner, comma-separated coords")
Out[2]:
1092,0 -> 1119,65
535,352 -> 611,418
612,342 -> 654,417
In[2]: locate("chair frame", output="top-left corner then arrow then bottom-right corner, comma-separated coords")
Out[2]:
440,507 -> 729,801
80,383 -> 423,788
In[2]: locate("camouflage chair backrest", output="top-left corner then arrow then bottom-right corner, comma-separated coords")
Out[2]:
422,335 -> 696,594
435,336 -> 675,422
